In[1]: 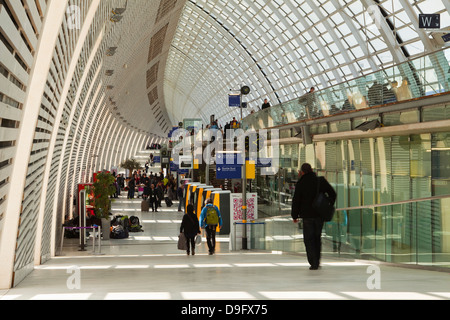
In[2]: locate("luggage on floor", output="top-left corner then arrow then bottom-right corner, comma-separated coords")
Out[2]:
110,225 -> 129,239
138,186 -> 144,198
165,196 -> 173,207
129,216 -> 144,232
141,199 -> 149,212
111,215 -> 130,231
110,215 -> 130,239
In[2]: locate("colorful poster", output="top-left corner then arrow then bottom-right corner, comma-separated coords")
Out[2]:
230,193 -> 258,221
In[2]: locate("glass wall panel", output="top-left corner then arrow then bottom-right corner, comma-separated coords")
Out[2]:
431,133 -> 450,196
250,129 -> 450,268
348,140 -> 361,207
254,131 -> 450,216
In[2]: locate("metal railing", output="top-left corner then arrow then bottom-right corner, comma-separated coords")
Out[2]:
242,47 -> 450,130
250,195 -> 450,269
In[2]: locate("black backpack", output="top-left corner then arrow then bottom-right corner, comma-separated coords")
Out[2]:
129,216 -> 143,232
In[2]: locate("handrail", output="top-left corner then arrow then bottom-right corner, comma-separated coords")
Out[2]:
310,46 -> 450,95
242,47 -> 450,129
254,194 -> 450,222
334,194 -> 450,212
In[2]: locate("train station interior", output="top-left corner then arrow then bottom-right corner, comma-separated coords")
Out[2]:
0,0 -> 449,302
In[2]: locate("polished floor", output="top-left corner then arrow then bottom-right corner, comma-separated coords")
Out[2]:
1,194 -> 449,301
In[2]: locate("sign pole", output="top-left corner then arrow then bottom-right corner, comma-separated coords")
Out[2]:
241,91 -> 248,250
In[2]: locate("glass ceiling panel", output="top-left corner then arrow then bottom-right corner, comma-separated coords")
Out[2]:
163,0 -> 449,127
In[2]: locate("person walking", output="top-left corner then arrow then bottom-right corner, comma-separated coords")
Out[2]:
177,183 -> 185,212
200,198 -> 223,255
180,204 -> 201,255
127,177 -> 135,199
291,163 -> 336,270
156,181 -> 164,207
149,184 -> 159,212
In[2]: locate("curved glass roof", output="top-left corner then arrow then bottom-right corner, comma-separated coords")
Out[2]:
163,0 -> 450,127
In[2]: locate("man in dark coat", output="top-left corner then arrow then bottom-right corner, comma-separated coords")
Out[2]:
149,184 -> 159,212
291,163 -> 336,270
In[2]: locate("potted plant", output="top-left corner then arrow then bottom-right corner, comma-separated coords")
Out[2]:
87,171 -> 116,239
119,158 -> 142,177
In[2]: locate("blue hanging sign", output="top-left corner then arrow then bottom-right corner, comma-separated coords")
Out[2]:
229,94 -> 241,107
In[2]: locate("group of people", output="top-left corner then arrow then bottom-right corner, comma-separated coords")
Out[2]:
176,161 -> 335,268
257,77 -> 414,120
124,170 -> 178,212
115,161 -> 333,269
118,168 -> 224,256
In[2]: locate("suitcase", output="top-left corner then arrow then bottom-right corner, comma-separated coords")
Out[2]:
165,197 -> 173,207
141,200 -> 149,212
138,186 -> 144,198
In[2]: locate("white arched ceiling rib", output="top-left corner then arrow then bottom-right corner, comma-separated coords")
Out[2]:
84,93 -> 111,181
52,0 -> 104,229
89,103 -> 111,174
97,114 -> 114,171
305,0 -> 359,80
360,0 -> 406,65
165,4 -> 252,121
102,0 -> 179,137
127,131 -> 140,165
125,131 -> 139,167
104,120 -> 120,171
114,125 -> 128,167
222,2 -> 292,100
0,0 -> 68,290
181,5 -> 255,109
112,126 -> 126,169
209,1 -> 292,102
131,134 -> 145,165
119,127 -> 134,168
107,120 -> 124,170
110,123 -> 133,170
118,128 -> 133,169
397,0 -> 435,53
330,0 -> 379,73
98,116 -> 117,170
66,74 -> 104,210
268,0 -> 334,89
75,82 -> 103,183
81,93 -> 107,182
165,0 -> 449,128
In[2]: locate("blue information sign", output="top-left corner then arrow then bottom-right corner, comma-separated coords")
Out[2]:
442,33 -> 450,43
170,161 -> 178,172
216,164 -> 242,179
228,94 -> 241,107
216,152 -> 243,165
216,152 -> 242,179
246,158 -> 272,168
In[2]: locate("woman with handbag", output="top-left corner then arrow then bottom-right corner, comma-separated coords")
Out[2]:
180,204 -> 201,255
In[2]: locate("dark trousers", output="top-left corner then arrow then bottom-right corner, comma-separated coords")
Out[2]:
178,197 -> 184,211
205,225 -> 217,254
185,235 -> 195,254
303,217 -> 324,268
150,199 -> 158,212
